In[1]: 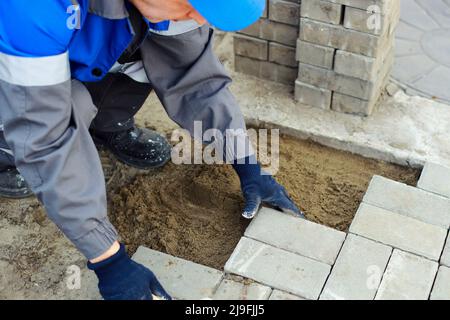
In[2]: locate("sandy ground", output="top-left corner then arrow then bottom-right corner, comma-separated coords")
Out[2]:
0,32 -> 423,299
108,133 -> 418,270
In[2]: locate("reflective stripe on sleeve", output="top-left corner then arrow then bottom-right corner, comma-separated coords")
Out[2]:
0,51 -> 70,87
149,20 -> 202,36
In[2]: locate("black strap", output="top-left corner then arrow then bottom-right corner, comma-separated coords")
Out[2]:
117,3 -> 149,64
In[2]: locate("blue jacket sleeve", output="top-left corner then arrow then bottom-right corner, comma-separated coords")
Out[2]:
0,0 -> 76,57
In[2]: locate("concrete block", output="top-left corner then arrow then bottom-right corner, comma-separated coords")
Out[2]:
363,175 -> 450,228
269,42 -> 297,67
235,56 -> 297,85
234,35 -> 268,61
269,290 -> 305,300
269,0 -> 300,26
350,203 -> 447,261
430,266 -> 450,300
295,80 -> 332,110
343,3 -> 400,36
300,18 -> 381,57
225,237 -> 331,300
296,39 -> 335,69
298,63 -> 377,100
333,53 -> 392,112
301,0 -> 343,25
262,62 -> 297,85
418,162 -> 450,198
441,236 -> 450,267
375,250 -> 438,300
334,50 -> 377,81
212,279 -> 272,300
320,234 -> 392,300
132,246 -> 223,300
245,208 -> 346,265
235,55 -> 263,78
239,19 -> 298,47
81,269 -> 102,300
332,92 -> 377,116
332,49 -> 393,115
327,0 -> 391,15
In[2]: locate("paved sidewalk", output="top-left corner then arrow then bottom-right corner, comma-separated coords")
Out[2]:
129,162 -> 450,300
393,0 -> 450,103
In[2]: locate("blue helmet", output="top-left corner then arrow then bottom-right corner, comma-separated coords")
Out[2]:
189,0 -> 266,31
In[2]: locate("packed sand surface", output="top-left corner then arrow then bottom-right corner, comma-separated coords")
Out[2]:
107,132 -> 419,269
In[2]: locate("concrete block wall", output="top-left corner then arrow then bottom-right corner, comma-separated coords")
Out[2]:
234,0 -> 301,85
295,0 -> 400,116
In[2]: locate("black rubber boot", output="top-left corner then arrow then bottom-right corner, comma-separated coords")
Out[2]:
91,126 -> 172,170
0,167 -> 33,199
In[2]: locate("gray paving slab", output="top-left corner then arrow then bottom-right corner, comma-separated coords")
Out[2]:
416,0 -> 450,28
441,235 -> 450,267
395,21 -> 423,41
430,266 -> 450,300
400,0 -> 439,31
320,234 -> 392,300
245,207 -> 346,265
375,250 -> 438,300
394,0 -> 450,103
418,162 -> 450,198
132,246 -> 223,300
225,237 -> 331,300
363,175 -> 450,229
212,279 -> 272,300
413,65 -> 450,102
269,290 -> 305,300
395,38 -> 422,56
350,203 -> 447,261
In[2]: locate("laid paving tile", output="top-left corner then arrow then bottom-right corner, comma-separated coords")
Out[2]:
375,250 -> 438,300
350,203 -> 447,261
320,234 -> 392,300
212,279 -> 271,300
430,266 -> 450,300
418,162 -> 450,198
441,235 -> 450,267
245,208 -> 346,265
225,237 -> 331,300
269,290 -> 305,300
82,269 -> 102,300
133,246 -> 223,300
363,175 -> 450,228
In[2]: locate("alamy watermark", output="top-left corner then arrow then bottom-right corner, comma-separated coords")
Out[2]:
170,121 -> 280,175
66,265 -> 81,290
66,4 -> 81,30
367,5 -> 382,33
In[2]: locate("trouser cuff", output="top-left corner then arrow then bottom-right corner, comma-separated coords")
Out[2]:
72,218 -> 119,260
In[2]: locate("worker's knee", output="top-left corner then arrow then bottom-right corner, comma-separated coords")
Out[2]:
71,80 -> 98,127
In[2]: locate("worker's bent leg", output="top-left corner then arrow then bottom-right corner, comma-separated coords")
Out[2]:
140,24 -> 252,161
84,64 -> 152,132
83,63 -> 172,169
0,77 -> 118,260
0,130 -> 14,170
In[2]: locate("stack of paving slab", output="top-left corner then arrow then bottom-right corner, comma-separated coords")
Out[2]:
118,162 -> 450,300
296,0 -> 400,116
233,0 -> 301,85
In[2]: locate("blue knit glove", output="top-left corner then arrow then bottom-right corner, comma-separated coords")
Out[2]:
232,156 -> 305,219
88,244 -> 172,300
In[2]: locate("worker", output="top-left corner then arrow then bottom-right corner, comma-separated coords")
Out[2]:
0,0 -> 304,300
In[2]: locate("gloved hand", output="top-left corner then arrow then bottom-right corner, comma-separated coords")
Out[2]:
232,155 -> 305,219
88,243 -> 172,300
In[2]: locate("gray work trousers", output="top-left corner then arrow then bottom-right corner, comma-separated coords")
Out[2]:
0,25 -> 248,259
